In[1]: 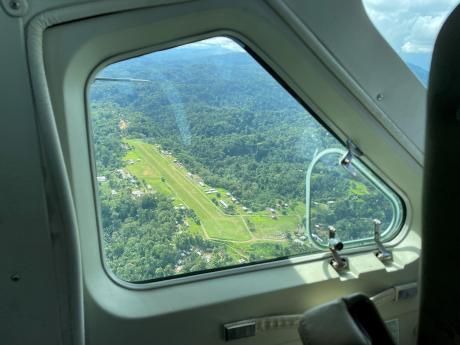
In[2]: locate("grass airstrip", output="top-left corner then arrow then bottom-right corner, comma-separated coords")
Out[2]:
124,139 -> 304,246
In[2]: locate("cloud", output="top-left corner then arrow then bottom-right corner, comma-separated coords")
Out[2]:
401,41 -> 432,53
363,0 -> 458,55
401,14 -> 446,53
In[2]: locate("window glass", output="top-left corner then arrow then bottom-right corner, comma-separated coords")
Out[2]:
308,149 -> 403,246
363,0 -> 460,85
89,37 -> 403,283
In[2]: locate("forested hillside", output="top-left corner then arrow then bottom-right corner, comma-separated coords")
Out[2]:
90,38 -> 400,282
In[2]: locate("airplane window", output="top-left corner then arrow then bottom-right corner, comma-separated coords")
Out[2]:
89,37 -> 404,283
363,0 -> 460,86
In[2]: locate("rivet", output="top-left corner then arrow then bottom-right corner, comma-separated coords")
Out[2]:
9,0 -> 20,9
376,93 -> 384,101
2,0 -> 28,17
10,274 -> 21,282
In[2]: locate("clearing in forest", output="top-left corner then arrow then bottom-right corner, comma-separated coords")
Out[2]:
124,139 -> 302,242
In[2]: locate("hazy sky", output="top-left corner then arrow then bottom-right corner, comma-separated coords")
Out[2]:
188,37 -> 244,52
363,0 -> 459,70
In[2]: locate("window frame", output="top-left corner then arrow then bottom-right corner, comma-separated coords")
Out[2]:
30,6 -> 422,343
30,0 -> 420,296
87,33 -> 408,286
305,147 -> 404,250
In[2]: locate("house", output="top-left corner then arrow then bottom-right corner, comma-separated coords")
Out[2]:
242,206 -> 248,211
96,176 -> 107,182
219,200 -> 228,209
116,169 -> 129,179
131,190 -> 144,197
111,190 -> 117,195
312,234 -> 324,243
199,181 -> 205,187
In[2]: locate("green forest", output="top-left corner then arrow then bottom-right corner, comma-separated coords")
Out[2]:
90,38 -> 399,282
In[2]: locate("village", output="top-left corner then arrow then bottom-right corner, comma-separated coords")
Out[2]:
96,139 -> 314,266
97,156 -> 331,248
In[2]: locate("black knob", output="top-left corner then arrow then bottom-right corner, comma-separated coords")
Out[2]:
329,238 -> 344,251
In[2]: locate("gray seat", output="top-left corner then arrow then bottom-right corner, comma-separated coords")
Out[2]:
418,3 -> 460,345
298,293 -> 395,345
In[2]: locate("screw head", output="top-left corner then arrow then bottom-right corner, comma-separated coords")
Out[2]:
10,274 -> 21,282
2,0 -> 28,16
376,93 -> 384,101
9,0 -> 20,9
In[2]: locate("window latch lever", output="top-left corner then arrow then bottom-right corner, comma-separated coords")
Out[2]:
373,219 -> 392,261
340,139 -> 363,177
328,226 -> 347,271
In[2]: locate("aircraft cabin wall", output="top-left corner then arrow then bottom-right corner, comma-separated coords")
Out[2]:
0,0 -> 423,344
